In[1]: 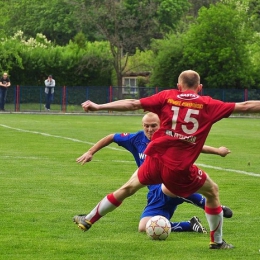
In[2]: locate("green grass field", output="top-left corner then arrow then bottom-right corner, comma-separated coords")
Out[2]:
0,113 -> 259,260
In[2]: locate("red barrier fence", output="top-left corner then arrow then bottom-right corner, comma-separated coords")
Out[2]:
4,86 -> 260,113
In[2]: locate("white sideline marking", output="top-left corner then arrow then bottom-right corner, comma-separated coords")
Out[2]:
0,124 -> 125,152
1,155 -> 40,159
196,163 -> 260,177
1,124 -> 259,177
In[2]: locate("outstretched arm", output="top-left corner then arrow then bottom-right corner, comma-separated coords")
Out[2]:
81,99 -> 142,112
76,134 -> 115,165
234,101 -> 260,113
201,145 -> 231,157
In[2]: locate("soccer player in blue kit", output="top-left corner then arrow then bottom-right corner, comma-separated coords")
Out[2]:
76,112 -> 232,233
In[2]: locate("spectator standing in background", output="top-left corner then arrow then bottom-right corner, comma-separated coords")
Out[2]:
0,72 -> 11,112
44,75 -> 55,111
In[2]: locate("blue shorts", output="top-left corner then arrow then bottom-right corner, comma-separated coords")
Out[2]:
140,184 -> 186,220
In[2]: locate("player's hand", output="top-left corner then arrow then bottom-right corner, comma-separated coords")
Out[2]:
81,100 -> 99,112
218,146 -> 231,157
76,151 -> 93,165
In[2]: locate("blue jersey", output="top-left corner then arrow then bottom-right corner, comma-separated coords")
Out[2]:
114,131 -> 159,191
113,131 -> 205,220
113,131 -> 148,167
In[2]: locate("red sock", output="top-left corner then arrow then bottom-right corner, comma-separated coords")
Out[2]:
86,193 -> 122,224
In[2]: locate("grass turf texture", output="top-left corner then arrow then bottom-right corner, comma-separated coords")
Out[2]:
0,114 -> 259,260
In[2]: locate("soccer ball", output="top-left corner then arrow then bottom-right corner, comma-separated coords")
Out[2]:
145,215 -> 171,240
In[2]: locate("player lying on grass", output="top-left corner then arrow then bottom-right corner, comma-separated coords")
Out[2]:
75,112 -> 232,233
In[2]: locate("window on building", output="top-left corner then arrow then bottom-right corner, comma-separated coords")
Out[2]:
123,77 -> 138,94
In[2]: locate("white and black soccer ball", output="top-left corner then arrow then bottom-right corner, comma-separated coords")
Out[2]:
145,215 -> 171,240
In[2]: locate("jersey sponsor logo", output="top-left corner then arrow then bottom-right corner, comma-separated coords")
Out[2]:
166,130 -> 174,137
177,93 -> 199,100
180,101 -> 203,109
167,98 -> 203,109
120,133 -> 130,137
173,132 -> 196,143
139,153 -> 146,160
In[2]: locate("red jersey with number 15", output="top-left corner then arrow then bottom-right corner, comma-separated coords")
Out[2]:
140,89 -> 235,170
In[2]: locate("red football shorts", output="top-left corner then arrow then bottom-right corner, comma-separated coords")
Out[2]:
137,156 -> 207,197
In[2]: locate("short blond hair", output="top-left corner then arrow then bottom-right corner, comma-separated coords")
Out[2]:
178,70 -> 200,88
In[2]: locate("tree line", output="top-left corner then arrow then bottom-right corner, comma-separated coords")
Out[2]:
1,0 -> 260,89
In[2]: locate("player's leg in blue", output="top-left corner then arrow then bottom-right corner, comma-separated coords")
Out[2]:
140,215 -> 207,233
171,216 -> 207,233
139,185 -> 207,233
182,193 -> 233,218
183,193 -> 205,209
170,221 -> 191,231
139,184 -> 174,231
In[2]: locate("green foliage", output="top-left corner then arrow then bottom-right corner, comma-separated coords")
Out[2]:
72,32 -> 87,49
2,0 -> 260,90
124,0 -> 190,33
246,34 -> 260,87
187,0 -> 221,16
150,2 -> 258,89
3,0 -> 79,45
2,31 -> 113,86
125,49 -> 154,73
69,0 -> 191,89
137,76 -> 147,87
0,38 -> 24,74
248,0 -> 260,32
156,0 -> 190,32
0,0 -> 10,38
75,41 -> 113,86
149,34 -> 185,87
181,3 -> 254,88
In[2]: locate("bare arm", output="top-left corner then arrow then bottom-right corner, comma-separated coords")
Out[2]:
234,101 -> 260,113
201,145 -> 231,157
81,99 -> 142,112
76,134 -> 115,165
0,82 -> 10,88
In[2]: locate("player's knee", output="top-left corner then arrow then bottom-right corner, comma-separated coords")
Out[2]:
138,222 -> 146,232
202,179 -> 219,200
138,217 -> 149,232
138,226 -> 146,232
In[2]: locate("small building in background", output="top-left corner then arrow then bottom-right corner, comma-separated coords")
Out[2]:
122,71 -> 150,96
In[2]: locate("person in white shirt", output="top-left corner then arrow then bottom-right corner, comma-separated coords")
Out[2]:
44,75 -> 55,111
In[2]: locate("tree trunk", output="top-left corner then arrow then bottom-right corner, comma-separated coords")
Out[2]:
117,73 -> 123,100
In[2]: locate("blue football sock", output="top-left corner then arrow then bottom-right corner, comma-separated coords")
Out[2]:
170,221 -> 191,232
182,193 -> 205,209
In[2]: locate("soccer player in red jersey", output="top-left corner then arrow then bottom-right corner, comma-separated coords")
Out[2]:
74,70 -> 260,249
76,112 -> 232,234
